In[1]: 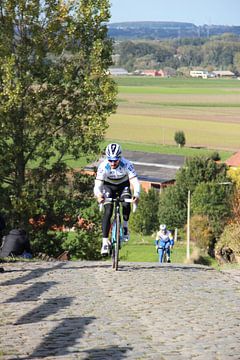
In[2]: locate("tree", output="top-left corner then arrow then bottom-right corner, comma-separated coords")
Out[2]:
130,188 -> 159,235
191,182 -> 232,237
158,156 -> 231,234
0,0 -> 117,252
174,131 -> 186,147
158,185 -> 187,229
175,156 -> 229,196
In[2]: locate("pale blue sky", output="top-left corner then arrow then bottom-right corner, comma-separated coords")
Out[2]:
110,0 -> 240,26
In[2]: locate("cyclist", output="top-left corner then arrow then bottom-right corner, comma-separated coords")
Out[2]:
155,224 -> 174,263
94,143 -> 140,255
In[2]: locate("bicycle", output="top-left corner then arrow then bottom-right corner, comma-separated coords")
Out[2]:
101,197 -> 136,270
156,241 -> 173,263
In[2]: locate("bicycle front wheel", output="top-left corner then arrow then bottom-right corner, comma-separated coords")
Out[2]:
113,213 -> 121,270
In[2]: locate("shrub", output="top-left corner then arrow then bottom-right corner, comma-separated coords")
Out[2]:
215,223 -> 240,263
189,214 -> 215,255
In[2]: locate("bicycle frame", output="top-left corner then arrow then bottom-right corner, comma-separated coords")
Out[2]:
104,197 -> 133,270
157,242 -> 171,263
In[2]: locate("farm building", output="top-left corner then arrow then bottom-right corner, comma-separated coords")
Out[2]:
84,150 -> 186,192
108,67 -> 129,76
212,70 -> 235,78
141,69 -> 164,77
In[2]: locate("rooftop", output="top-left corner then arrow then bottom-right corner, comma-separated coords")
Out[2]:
225,150 -> 240,167
85,150 -> 186,184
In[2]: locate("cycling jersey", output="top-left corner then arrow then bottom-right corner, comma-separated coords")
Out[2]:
156,230 -> 173,243
96,157 -> 137,185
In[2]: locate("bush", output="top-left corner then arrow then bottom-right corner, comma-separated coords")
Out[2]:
215,223 -> 240,263
209,152 -> 221,161
62,200 -> 102,260
63,226 -> 102,260
189,214 -> 215,255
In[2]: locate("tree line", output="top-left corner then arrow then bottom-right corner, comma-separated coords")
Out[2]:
113,34 -> 240,75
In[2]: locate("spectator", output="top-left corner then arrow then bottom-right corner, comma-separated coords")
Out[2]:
0,229 -> 32,259
0,213 -> 6,273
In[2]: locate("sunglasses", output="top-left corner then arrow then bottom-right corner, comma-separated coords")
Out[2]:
108,159 -> 119,163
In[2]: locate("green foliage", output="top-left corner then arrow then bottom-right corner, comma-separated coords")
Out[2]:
158,185 -> 187,229
158,156 -> 232,238
190,214 -> 215,254
129,188 -> 159,235
176,156 -> 229,195
174,131 -> 186,147
27,172 -> 98,257
114,35 -> 240,72
216,223 -> 240,262
191,182 -> 232,237
0,1 -> 116,255
209,151 -> 221,161
62,206 -> 102,260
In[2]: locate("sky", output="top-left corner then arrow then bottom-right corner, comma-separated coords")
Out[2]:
110,0 -> 240,26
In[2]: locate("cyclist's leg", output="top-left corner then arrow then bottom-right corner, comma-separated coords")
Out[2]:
158,247 -> 164,263
158,240 -> 165,263
165,241 -> 171,262
101,185 -> 114,255
120,183 -> 131,241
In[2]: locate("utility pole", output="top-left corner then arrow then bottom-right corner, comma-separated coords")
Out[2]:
186,190 -> 191,260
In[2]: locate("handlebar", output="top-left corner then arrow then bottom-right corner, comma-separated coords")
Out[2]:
99,197 -> 137,213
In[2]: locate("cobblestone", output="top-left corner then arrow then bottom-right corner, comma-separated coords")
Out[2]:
0,261 -> 239,359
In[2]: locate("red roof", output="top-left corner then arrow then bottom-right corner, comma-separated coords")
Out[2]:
225,151 -> 240,167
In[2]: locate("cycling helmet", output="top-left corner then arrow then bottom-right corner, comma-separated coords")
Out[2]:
160,224 -> 166,231
105,143 -> 122,161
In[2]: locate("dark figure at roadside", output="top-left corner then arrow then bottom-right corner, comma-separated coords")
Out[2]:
0,213 -> 6,273
0,229 -> 32,259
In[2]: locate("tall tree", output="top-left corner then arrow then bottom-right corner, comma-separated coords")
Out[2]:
0,0 -> 117,228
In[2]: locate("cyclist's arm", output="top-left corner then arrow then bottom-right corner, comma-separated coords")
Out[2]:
129,176 -> 141,199
155,232 -> 160,249
169,231 -> 174,247
94,179 -> 104,202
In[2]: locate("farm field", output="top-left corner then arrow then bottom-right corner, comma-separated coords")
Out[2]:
106,77 -> 240,151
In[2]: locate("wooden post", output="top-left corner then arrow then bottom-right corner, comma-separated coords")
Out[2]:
187,190 -> 190,260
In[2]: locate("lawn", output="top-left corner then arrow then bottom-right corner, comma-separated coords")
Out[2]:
105,77 -> 240,152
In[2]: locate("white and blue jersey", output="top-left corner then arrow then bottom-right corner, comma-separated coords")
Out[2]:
96,157 -> 137,185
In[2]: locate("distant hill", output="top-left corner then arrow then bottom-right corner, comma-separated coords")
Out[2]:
108,21 -> 240,39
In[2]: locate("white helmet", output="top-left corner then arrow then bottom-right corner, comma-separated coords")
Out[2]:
105,143 -> 122,161
160,224 -> 166,231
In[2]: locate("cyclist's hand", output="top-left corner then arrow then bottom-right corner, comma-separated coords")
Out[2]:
97,194 -> 105,204
133,196 -> 139,204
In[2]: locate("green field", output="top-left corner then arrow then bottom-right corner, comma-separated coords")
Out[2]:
106,77 -> 240,151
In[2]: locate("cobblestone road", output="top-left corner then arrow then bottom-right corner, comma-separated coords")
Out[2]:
0,261 -> 239,360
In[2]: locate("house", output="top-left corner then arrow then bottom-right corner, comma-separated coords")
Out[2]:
108,67 -> 129,76
141,69 -> 164,77
212,70 -> 235,78
84,150 -> 186,192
